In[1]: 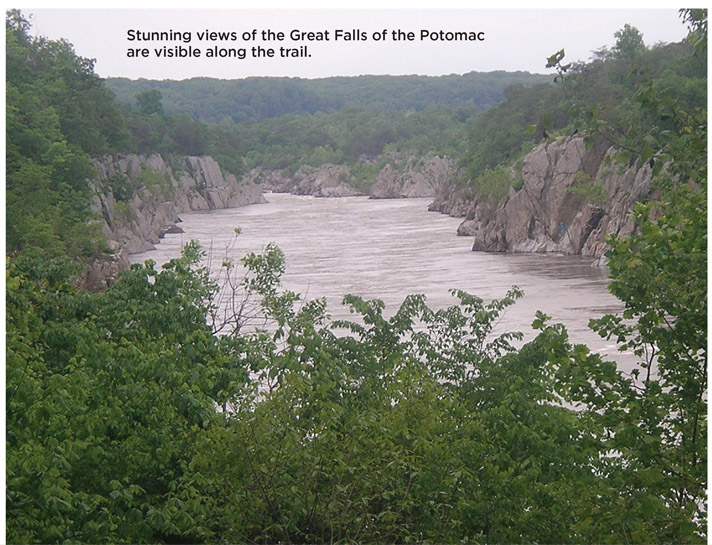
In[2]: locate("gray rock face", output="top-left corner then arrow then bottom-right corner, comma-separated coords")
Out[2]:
84,153 -> 265,290
369,154 -> 453,199
243,154 -> 453,200
432,137 -> 652,260
248,164 -> 363,197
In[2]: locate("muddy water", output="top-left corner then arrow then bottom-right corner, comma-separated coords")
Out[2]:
130,193 -> 632,367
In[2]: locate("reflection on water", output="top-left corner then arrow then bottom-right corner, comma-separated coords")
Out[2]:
130,193 -> 633,369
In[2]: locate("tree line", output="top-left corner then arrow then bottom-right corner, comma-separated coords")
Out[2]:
106,71 -> 549,123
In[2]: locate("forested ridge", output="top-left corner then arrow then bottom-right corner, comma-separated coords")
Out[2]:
105,71 -> 550,123
6,8 -> 708,544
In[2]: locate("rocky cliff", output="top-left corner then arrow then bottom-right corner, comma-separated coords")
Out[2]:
82,153 -> 264,290
430,137 -> 652,260
369,153 -> 454,199
243,153 -> 454,199
245,164 -> 363,197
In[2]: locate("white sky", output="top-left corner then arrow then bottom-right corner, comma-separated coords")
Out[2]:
22,8 -> 690,80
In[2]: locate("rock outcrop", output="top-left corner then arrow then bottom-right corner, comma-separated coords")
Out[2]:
82,154 -> 264,290
369,154 -> 453,199
243,153 -> 454,200
431,137 -> 652,260
247,164 -> 363,197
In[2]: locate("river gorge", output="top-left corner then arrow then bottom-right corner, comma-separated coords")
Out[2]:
129,192 -> 633,372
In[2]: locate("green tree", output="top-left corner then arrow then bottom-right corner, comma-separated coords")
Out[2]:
134,89 -> 164,117
547,9 -> 708,542
6,244 -> 241,543
6,10 -> 132,260
611,23 -> 647,61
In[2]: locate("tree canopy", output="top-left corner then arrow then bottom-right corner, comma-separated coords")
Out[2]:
106,71 -> 550,123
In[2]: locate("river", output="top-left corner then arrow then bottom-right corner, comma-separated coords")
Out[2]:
129,193 -> 632,368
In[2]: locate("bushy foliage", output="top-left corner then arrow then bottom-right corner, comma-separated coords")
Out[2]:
8,227 -> 707,542
458,19 -> 706,197
6,10 -> 130,260
224,104 -> 479,175
568,172 -> 609,204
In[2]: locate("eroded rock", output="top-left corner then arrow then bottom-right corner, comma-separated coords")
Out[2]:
86,153 -> 265,290
431,137 -> 652,260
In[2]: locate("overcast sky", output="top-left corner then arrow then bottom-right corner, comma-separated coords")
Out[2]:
24,8 -> 689,80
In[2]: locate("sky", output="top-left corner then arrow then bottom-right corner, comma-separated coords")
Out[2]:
22,8 -> 690,80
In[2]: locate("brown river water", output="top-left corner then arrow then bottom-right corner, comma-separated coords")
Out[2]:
129,193 -> 634,370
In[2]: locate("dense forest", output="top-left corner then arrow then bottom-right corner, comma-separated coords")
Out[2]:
104,25 -> 706,189
6,8 -> 708,544
106,71 -> 550,123
103,74 -> 550,177
457,23 -> 706,195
